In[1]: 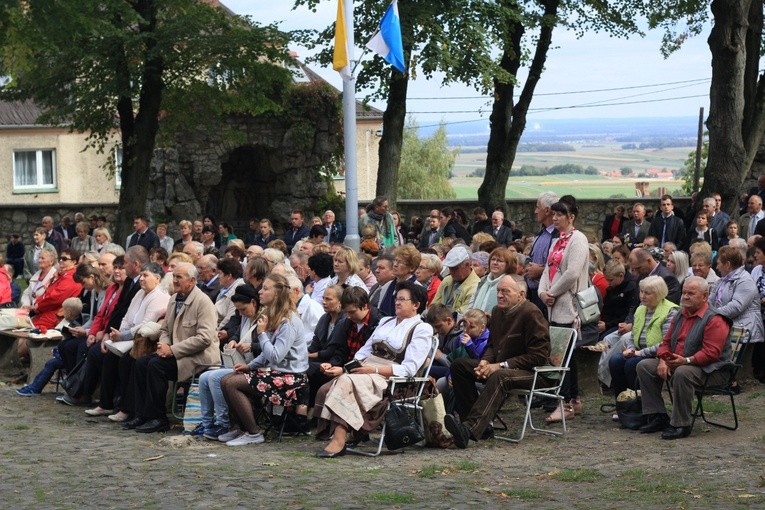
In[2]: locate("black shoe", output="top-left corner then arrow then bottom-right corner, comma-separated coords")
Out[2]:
135,418 -> 170,434
345,431 -> 370,447
480,425 -> 494,440
639,413 -> 669,434
316,445 -> 347,458
661,425 -> 692,440
122,417 -> 146,430
444,414 -> 470,449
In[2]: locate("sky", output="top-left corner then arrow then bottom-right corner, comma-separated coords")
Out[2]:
225,1 -> 714,127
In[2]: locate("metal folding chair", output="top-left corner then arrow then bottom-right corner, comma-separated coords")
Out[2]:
495,326 -> 577,443
347,334 -> 439,457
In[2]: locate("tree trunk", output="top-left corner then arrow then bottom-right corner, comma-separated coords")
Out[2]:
375,70 -> 408,210
742,1 -> 765,179
702,0 -> 752,216
114,0 -> 165,243
479,0 -> 559,215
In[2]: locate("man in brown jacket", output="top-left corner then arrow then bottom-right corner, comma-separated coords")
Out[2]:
445,275 -> 550,448
125,262 -> 220,433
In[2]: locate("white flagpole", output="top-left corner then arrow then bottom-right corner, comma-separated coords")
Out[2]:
342,0 -> 360,251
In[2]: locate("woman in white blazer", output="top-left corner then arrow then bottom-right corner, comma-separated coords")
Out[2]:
110,263 -> 170,341
538,195 -> 590,423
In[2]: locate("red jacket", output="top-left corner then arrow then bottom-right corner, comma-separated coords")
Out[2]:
32,267 -> 83,329
0,266 -> 11,305
88,283 -> 123,336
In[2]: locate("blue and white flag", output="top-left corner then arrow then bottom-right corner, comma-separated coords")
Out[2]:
366,0 -> 405,73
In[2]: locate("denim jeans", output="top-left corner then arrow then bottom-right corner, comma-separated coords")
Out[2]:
199,368 -> 233,430
28,350 -> 63,392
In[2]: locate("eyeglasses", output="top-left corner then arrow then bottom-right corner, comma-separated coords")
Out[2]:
59,257 -> 71,262
395,297 -> 413,302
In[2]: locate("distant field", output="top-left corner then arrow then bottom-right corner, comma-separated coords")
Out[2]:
450,141 -> 690,200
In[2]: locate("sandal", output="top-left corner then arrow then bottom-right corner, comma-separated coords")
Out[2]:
545,403 -> 575,423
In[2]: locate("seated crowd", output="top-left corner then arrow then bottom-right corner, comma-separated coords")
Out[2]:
6,189 -> 765,456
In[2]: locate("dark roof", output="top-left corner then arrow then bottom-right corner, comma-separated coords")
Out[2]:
0,100 -> 47,127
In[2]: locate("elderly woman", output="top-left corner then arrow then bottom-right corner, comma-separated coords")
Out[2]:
70,222 -> 97,254
29,248 -> 82,330
330,246 -> 368,292
313,281 -> 433,458
379,244 -> 421,316
21,246 -> 57,308
23,227 -> 56,280
469,247 -> 516,314
92,227 -> 112,253
219,274 -> 309,446
197,284 -> 262,440
470,251 -> 490,278
709,245 -> 764,350
415,253 -> 443,306
538,195 -> 589,423
607,276 -> 679,397
666,250 -> 690,286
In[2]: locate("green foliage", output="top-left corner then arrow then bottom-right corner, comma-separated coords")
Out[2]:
514,163 -> 599,176
679,137 -> 708,195
398,120 -> 457,200
620,167 -> 632,176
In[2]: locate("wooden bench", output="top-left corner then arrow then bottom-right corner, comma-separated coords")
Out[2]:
0,329 -> 60,382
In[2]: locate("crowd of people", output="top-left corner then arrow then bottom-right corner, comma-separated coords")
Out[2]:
2,188 -> 763,454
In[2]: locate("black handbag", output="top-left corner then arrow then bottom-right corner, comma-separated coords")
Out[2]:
384,403 -> 424,450
600,390 -> 646,430
61,354 -> 89,397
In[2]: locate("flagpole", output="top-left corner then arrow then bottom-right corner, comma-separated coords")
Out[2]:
342,0 -> 360,252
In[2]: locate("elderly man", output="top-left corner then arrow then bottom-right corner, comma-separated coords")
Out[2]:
127,215 -> 160,250
444,275 -> 551,448
636,276 -> 731,439
690,251 -> 719,284
183,240 -> 205,264
628,248 -> 681,305
621,203 -> 650,245
431,245 -> 480,315
487,210 -> 513,246
697,197 -> 727,238
322,210 -> 345,244
196,254 -> 220,302
742,195 -> 765,238
41,216 -> 66,254
525,191 -> 559,316
124,263 -> 220,433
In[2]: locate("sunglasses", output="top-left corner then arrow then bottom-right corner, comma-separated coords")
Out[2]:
59,257 -> 72,262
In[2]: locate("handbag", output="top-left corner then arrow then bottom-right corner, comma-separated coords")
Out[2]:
575,285 -> 601,325
384,402 -> 425,450
420,382 -> 453,448
601,389 -> 645,430
61,354 -> 89,398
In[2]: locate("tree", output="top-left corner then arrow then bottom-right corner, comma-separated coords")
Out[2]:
0,0 -> 292,241
294,0 -> 508,209
620,167 -> 632,176
397,121 -> 457,199
478,0 -> 649,214
679,139 -> 708,195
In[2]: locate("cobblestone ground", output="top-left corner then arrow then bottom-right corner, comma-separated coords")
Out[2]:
2,376 -> 765,510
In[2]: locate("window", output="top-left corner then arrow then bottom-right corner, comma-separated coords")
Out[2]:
13,149 -> 56,190
114,145 -> 123,188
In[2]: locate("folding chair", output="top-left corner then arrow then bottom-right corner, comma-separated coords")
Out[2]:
690,326 -> 749,431
495,326 -> 577,443
347,334 -> 439,457
256,385 -> 310,443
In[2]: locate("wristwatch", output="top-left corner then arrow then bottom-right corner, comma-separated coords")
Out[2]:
685,357 -> 692,365
500,361 -> 509,369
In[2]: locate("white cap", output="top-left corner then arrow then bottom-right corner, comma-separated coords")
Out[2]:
442,245 -> 471,268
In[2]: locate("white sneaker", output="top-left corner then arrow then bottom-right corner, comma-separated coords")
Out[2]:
218,428 -> 243,442
226,432 -> 265,446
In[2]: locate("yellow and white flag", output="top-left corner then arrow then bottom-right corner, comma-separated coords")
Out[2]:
333,0 -> 351,80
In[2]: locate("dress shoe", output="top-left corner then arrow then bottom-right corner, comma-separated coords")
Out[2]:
639,413 -> 670,434
480,425 -> 494,440
135,418 -> 170,433
316,445 -> 347,458
122,417 -> 147,430
661,425 -> 692,440
444,414 -> 470,449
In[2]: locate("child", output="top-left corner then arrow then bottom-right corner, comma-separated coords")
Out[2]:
425,304 -> 463,382
16,298 -> 83,396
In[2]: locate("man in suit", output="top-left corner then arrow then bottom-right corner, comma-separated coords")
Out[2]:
125,263 -> 220,433
648,195 -> 685,248
41,216 -> 66,254
470,207 -> 490,236
419,214 -> 443,250
740,195 -> 764,238
195,254 -> 220,302
54,216 -> 74,243
628,248 -> 681,305
701,197 -> 727,238
284,210 -> 310,252
322,210 -> 345,244
621,203 -> 651,245
127,215 -> 160,251
486,211 -> 513,247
